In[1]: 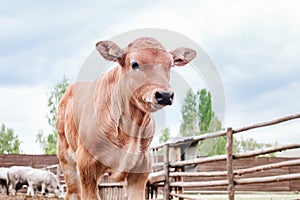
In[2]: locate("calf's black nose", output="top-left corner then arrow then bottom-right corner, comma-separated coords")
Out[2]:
155,91 -> 174,105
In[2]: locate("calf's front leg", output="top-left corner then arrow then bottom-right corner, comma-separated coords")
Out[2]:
77,146 -> 103,200
127,172 -> 149,200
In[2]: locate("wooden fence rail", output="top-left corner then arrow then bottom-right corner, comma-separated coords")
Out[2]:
169,159 -> 300,177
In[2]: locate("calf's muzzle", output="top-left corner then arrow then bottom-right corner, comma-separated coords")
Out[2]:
155,91 -> 174,105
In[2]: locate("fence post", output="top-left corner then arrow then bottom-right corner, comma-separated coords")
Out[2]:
175,146 -> 183,200
57,164 -> 62,181
163,144 -> 170,200
227,127 -> 235,200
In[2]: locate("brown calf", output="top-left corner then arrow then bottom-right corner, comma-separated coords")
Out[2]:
56,37 -> 196,200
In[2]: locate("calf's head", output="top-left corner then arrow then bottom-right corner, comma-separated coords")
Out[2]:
96,37 -> 196,112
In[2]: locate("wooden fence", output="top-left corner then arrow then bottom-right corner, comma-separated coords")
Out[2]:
0,154 -> 59,168
148,113 -> 300,200
0,113 -> 299,199
148,157 -> 300,192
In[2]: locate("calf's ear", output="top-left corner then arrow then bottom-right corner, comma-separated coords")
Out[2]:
170,47 -> 196,66
96,41 -> 124,62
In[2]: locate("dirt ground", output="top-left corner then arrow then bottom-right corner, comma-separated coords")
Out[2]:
0,194 -> 61,200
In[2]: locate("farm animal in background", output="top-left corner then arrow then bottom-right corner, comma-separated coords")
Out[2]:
56,37 -> 196,200
7,166 -> 63,198
26,168 -> 63,198
7,166 -> 31,196
0,167 -> 9,194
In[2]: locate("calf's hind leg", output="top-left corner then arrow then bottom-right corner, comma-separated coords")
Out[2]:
57,140 -> 81,200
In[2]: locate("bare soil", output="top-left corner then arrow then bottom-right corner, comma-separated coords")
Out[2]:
0,194 -> 60,200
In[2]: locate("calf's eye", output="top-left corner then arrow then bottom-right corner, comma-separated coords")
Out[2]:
130,62 -> 140,70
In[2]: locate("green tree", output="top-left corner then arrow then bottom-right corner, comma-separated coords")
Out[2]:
159,127 -> 170,143
180,89 -> 222,137
198,89 -> 212,133
36,130 -> 58,155
179,89 -> 277,157
158,127 -> 171,155
208,114 -> 222,132
180,88 -> 224,156
233,137 -> 277,157
204,113 -> 225,156
180,89 -> 198,137
0,123 -> 22,154
47,76 -> 70,128
36,76 -> 69,155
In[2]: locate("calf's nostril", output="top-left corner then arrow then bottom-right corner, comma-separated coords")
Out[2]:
155,91 -> 164,101
155,91 -> 174,105
170,92 -> 174,100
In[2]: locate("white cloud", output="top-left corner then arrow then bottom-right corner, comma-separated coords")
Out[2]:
224,81 -> 300,145
0,86 -> 51,154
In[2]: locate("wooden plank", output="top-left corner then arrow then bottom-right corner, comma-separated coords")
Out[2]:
170,171 -> 227,177
99,183 -> 125,187
148,171 -> 165,184
235,173 -> 300,185
191,130 -> 227,142
233,113 -> 300,133
170,155 -> 227,167
0,154 -> 59,168
170,192 -> 204,200
234,143 -> 300,159
235,181 -> 291,191
235,159 -> 300,175
170,180 -> 228,187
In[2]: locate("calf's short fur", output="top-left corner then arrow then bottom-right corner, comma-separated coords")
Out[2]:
56,37 -> 196,200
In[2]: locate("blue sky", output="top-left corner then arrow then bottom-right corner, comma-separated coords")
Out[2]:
0,0 -> 299,154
